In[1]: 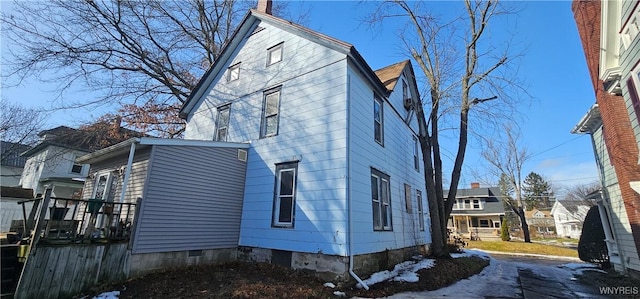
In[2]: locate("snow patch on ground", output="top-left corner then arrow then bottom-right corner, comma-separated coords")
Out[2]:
91,291 -> 120,299
356,249 -> 489,289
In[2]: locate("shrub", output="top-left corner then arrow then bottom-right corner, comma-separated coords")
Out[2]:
501,218 -> 510,241
578,206 -> 610,268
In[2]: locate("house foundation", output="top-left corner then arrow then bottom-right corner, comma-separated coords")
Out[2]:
127,247 -> 237,278
237,245 -> 428,283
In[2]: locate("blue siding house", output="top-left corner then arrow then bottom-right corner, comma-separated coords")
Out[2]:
179,3 -> 429,281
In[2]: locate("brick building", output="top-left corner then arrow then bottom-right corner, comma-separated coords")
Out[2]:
571,0 -> 640,277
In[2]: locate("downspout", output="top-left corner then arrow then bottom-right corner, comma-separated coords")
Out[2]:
118,140 -> 137,203
346,73 -> 369,290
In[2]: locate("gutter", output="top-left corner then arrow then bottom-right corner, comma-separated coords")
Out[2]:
346,74 -> 369,290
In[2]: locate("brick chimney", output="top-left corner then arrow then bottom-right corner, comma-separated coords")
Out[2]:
257,0 -> 272,15
471,182 -> 480,189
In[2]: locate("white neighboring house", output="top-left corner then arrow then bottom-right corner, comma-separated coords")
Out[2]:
19,124 -> 141,199
179,3 -> 429,281
550,200 -> 591,239
19,126 -> 89,199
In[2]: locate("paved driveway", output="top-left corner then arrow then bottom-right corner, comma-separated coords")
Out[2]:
383,252 -> 607,299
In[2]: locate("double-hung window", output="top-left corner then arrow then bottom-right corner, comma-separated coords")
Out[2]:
404,183 -> 412,213
371,168 -> 392,231
272,162 -> 298,228
215,104 -> 231,141
374,95 -> 384,145
261,88 -> 281,138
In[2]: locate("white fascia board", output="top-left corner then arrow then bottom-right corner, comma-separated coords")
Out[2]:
138,137 -> 250,149
571,104 -> 601,134
630,181 -> 640,195
450,213 -> 505,216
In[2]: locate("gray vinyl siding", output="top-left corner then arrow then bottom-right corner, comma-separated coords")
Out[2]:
132,145 -> 247,254
592,126 -> 640,272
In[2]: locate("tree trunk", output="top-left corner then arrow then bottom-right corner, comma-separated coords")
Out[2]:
513,206 -> 531,243
415,91 -> 448,257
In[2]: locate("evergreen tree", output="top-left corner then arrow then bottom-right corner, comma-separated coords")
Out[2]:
522,172 -> 553,209
500,218 -> 510,241
578,206 -> 610,268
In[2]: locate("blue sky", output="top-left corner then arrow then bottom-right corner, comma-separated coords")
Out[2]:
1,1 -> 598,193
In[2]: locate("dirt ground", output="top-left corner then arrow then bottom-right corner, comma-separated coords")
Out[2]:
75,256 -> 490,299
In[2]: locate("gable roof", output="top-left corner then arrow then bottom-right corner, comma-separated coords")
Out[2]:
21,123 -> 146,157
525,208 -> 551,219
554,200 -> 591,214
375,60 -> 410,92
452,187 -> 502,202
179,9 -> 392,119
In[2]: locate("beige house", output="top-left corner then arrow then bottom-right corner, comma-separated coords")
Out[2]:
525,208 -> 556,236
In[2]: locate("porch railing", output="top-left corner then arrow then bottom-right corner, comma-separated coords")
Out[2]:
12,189 -> 136,245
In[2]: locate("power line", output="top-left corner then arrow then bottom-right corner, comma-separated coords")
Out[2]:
530,135 -> 586,158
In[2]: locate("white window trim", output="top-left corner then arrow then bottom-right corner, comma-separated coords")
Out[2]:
417,190 -> 424,231
621,6 -> 640,50
215,104 -> 231,142
267,43 -> 283,66
272,162 -> 298,228
92,172 -> 113,200
413,136 -> 420,171
372,169 -> 392,231
374,96 -> 384,145
261,88 -> 281,138
227,63 -> 240,82
404,183 -> 412,213
70,156 -> 83,174
454,198 -> 484,210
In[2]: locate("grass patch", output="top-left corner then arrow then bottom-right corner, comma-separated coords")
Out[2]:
533,237 -> 579,244
467,240 -> 578,257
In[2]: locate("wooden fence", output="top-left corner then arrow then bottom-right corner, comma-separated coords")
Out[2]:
14,243 -> 129,299
9,188 -> 136,299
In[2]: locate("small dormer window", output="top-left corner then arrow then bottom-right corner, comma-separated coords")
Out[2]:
267,43 -> 283,66
228,63 -> 240,82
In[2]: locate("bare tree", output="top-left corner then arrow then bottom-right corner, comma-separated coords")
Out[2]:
1,0 -> 299,138
0,99 -> 46,160
368,0 -> 526,256
482,125 -> 532,242
563,181 -> 601,204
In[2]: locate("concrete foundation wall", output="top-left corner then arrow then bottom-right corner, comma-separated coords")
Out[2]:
238,244 -> 429,283
128,247 -> 237,278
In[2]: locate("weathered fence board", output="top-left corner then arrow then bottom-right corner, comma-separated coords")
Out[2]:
14,243 -> 129,299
